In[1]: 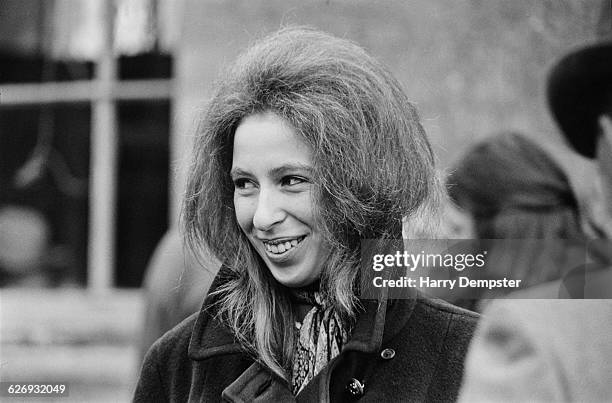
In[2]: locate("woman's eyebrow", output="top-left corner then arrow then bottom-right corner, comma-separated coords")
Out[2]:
229,167 -> 250,178
269,163 -> 313,176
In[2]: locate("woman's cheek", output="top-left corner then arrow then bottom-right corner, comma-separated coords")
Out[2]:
289,190 -> 315,223
234,195 -> 255,233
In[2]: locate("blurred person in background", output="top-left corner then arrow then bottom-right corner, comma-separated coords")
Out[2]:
458,32 -> 612,402
134,27 -> 478,402
446,131 -> 594,311
139,228 -> 218,362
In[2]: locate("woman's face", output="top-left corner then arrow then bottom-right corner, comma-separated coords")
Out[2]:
231,112 -> 327,287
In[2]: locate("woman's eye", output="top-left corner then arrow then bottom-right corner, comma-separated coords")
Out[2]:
281,176 -> 307,186
233,178 -> 255,190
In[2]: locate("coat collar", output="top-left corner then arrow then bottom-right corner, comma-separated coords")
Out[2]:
188,268 -> 418,361
187,268 -> 243,360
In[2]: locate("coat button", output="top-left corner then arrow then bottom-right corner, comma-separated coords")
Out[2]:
345,378 -> 365,398
381,348 -> 395,360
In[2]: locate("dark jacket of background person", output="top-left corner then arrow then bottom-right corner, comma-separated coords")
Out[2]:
139,229 -> 218,361
446,132 -> 590,309
134,266 -> 479,402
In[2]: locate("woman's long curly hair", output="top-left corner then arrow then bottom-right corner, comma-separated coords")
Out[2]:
182,27 -> 442,379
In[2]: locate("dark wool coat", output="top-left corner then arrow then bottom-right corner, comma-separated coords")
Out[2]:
134,272 -> 478,402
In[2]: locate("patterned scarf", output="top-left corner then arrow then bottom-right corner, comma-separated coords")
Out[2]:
290,290 -> 349,395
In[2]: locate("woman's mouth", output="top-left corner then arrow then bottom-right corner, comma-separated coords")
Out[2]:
262,236 -> 306,255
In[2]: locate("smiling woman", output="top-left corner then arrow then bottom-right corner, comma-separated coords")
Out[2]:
134,27 -> 479,402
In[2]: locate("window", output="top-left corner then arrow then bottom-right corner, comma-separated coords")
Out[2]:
0,0 -> 175,289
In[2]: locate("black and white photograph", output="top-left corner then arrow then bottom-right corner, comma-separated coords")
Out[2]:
1,0 -> 611,401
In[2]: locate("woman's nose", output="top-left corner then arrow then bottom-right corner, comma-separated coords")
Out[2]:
252,189 -> 285,231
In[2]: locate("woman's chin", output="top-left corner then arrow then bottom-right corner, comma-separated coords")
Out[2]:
270,269 -> 317,289
273,274 -> 308,288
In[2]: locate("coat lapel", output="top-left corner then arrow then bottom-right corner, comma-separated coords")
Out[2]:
221,362 -> 295,402
343,289 -> 418,354
188,267 -> 243,360
188,303 -> 242,360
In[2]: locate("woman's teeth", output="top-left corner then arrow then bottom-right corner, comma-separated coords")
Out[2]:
264,237 -> 303,254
